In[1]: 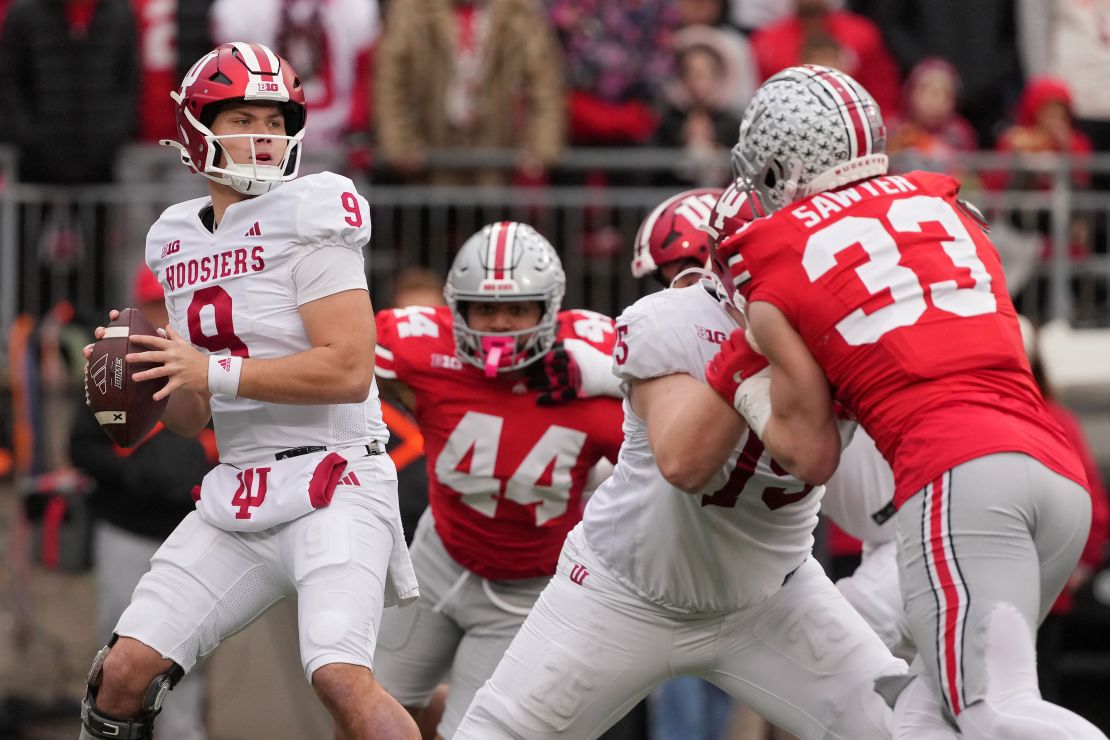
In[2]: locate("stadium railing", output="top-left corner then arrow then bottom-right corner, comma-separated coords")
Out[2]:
1,145 -> 1109,333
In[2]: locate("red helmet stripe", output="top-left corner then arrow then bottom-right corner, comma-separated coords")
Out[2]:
491,221 -> 516,280
815,70 -> 870,161
231,41 -> 278,81
255,43 -> 280,75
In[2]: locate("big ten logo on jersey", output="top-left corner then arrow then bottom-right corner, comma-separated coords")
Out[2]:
696,325 -> 727,344
392,306 -> 439,339
435,411 -> 587,526
160,239 -> 181,258
431,354 -> 463,371
569,310 -> 615,344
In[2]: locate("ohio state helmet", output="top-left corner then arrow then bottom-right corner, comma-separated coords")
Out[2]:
444,222 -> 566,373
732,65 -> 887,213
161,42 -> 307,195
632,188 -> 723,283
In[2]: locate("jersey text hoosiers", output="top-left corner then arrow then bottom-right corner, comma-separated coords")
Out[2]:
789,175 -> 918,229
165,247 -> 266,291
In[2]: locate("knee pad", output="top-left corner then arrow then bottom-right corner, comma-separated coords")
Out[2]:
957,604 -> 1105,740
980,602 -> 1038,704
81,635 -> 184,739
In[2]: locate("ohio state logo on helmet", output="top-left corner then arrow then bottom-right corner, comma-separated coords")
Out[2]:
444,222 -> 567,374
161,42 -> 308,196
732,65 -> 888,213
632,188 -> 723,282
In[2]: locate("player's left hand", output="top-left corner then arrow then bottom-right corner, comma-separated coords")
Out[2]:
526,341 -> 582,406
527,339 -> 624,406
705,328 -> 773,436
126,325 -> 209,401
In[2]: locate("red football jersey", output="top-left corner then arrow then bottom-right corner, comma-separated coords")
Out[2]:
375,306 -> 624,579
729,171 -> 1086,507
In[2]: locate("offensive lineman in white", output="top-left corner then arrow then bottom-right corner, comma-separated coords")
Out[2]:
454,197 -> 907,739
77,43 -> 419,740
631,188 -> 950,739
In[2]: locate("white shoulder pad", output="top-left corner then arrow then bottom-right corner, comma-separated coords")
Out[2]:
145,196 -> 210,268
615,288 -> 719,382
294,172 -> 372,253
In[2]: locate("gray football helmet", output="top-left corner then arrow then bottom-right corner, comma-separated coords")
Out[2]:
444,222 -> 566,373
732,65 -> 888,213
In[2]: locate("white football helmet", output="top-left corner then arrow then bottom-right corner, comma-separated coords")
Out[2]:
732,65 -> 888,213
444,222 -> 566,373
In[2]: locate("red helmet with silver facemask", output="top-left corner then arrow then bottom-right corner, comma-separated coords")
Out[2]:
162,42 -> 307,195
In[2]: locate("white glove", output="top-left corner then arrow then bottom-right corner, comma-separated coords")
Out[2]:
562,338 -> 623,399
733,366 -> 773,438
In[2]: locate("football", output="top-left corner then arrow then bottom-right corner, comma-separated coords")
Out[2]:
84,308 -> 169,448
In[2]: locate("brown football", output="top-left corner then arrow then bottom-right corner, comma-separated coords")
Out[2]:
84,308 -> 169,447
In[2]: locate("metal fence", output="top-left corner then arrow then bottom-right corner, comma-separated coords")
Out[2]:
2,146 -> 1110,333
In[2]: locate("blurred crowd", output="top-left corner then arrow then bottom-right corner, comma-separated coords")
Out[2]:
0,0 -> 1108,191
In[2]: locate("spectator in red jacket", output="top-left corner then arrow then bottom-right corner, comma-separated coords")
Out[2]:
991,77 -> 1093,191
751,0 -> 900,116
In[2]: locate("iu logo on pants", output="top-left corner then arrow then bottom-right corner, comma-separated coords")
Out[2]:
569,564 -> 589,586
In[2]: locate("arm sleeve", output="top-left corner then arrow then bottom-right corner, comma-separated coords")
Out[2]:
291,246 -> 368,306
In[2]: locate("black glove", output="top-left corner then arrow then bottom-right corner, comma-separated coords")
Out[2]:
525,341 -> 582,406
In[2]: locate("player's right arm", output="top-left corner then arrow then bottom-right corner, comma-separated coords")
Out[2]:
616,304 -> 747,494
630,373 -> 746,493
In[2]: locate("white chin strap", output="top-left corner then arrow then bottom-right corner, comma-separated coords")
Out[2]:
203,133 -> 303,195
670,266 -> 748,321
669,266 -> 720,290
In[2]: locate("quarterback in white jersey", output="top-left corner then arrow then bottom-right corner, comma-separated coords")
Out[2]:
456,202 -> 906,740
77,43 -> 419,740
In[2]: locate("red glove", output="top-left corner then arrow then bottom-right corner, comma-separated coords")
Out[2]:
705,328 -> 773,435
